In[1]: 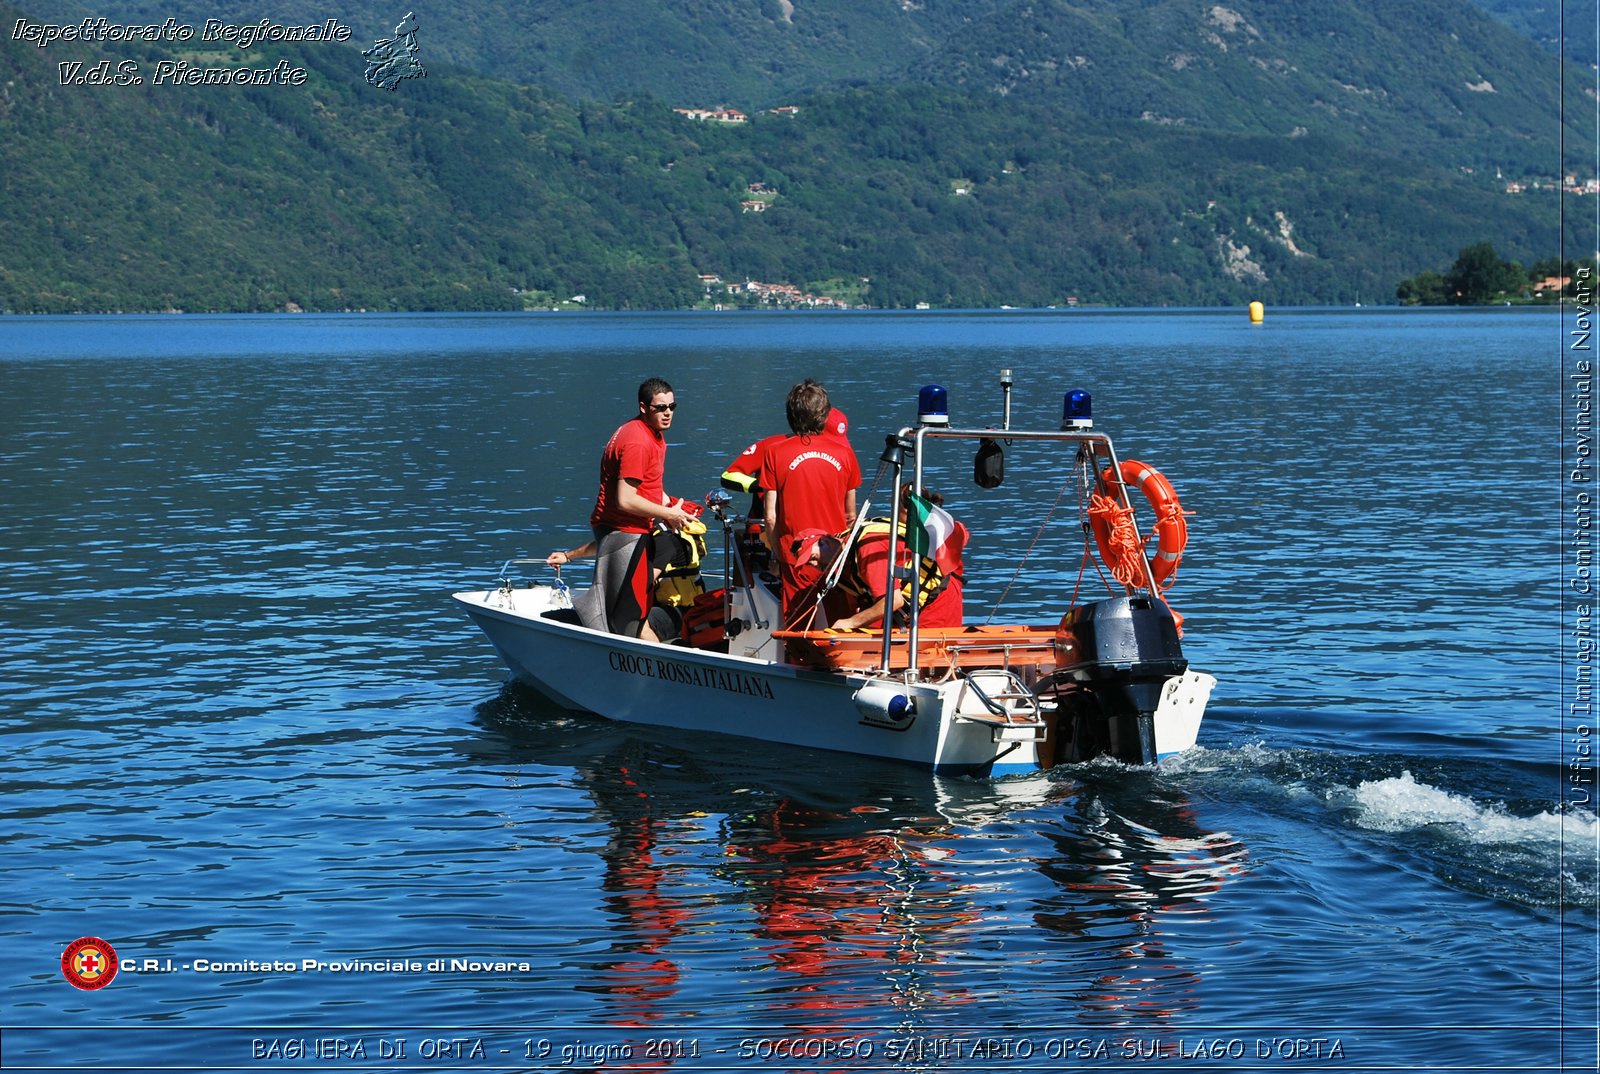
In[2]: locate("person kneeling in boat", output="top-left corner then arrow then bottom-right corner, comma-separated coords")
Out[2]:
555,377 -> 696,642
819,487 -> 968,631
903,486 -> 967,628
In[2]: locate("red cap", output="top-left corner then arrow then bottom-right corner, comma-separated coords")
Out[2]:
785,528 -> 834,566
827,408 -> 848,437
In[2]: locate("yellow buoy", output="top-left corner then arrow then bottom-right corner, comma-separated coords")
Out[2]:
1248,301 -> 1264,323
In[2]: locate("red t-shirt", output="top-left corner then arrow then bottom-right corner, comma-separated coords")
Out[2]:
919,520 -> 968,627
851,529 -> 895,604
849,522 -> 967,628
588,417 -> 667,534
759,433 -> 859,614
721,432 -> 787,494
758,433 -> 860,546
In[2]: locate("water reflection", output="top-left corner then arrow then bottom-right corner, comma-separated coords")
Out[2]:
1031,780 -> 1249,1025
716,798 -> 981,1021
474,683 -> 1248,1041
586,793 -> 693,1028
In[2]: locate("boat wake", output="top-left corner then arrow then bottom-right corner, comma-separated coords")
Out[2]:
1166,742 -> 1598,913
1338,769 -> 1584,844
477,682 -> 1593,912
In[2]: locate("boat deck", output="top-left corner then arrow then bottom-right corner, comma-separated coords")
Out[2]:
772,624 -> 1057,674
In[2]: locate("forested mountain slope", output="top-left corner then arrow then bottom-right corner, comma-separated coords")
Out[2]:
0,1 -> 1583,312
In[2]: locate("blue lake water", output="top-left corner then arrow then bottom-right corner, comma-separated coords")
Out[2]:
0,308 -> 1594,1071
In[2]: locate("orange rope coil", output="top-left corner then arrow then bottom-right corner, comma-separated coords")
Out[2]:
1090,460 -> 1189,590
1086,492 -> 1146,588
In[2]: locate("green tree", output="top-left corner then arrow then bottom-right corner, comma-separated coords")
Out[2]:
1443,242 -> 1525,305
1396,269 -> 1446,305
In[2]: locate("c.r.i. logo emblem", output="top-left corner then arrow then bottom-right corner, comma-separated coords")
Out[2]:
61,937 -> 118,990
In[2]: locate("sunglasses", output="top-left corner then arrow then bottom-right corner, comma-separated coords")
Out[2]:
648,402 -> 678,413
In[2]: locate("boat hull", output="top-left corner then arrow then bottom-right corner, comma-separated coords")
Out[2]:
455,586 -> 1211,777
456,588 -> 1035,776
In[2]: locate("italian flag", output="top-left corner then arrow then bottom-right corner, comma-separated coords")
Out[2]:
905,491 -> 958,571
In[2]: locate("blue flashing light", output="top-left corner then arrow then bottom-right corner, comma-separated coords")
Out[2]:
918,384 -> 949,426
1061,388 -> 1092,429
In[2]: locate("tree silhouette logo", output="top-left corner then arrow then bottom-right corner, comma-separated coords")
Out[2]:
363,12 -> 426,91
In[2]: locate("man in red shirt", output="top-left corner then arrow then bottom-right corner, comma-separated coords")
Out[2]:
553,378 -> 695,641
720,432 -> 787,506
719,431 -> 787,579
758,380 -> 860,622
723,409 -> 849,511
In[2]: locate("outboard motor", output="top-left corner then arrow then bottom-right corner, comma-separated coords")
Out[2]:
1046,595 -> 1187,764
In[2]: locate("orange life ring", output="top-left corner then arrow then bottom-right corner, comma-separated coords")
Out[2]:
1091,460 -> 1188,588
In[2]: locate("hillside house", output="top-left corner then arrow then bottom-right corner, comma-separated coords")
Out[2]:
673,106 -> 748,124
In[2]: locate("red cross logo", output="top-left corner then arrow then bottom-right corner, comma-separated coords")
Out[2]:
61,937 -> 118,991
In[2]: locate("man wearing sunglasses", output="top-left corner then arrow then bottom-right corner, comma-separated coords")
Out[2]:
564,377 -> 696,642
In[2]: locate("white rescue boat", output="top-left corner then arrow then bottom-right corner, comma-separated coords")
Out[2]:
456,376 -> 1215,778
